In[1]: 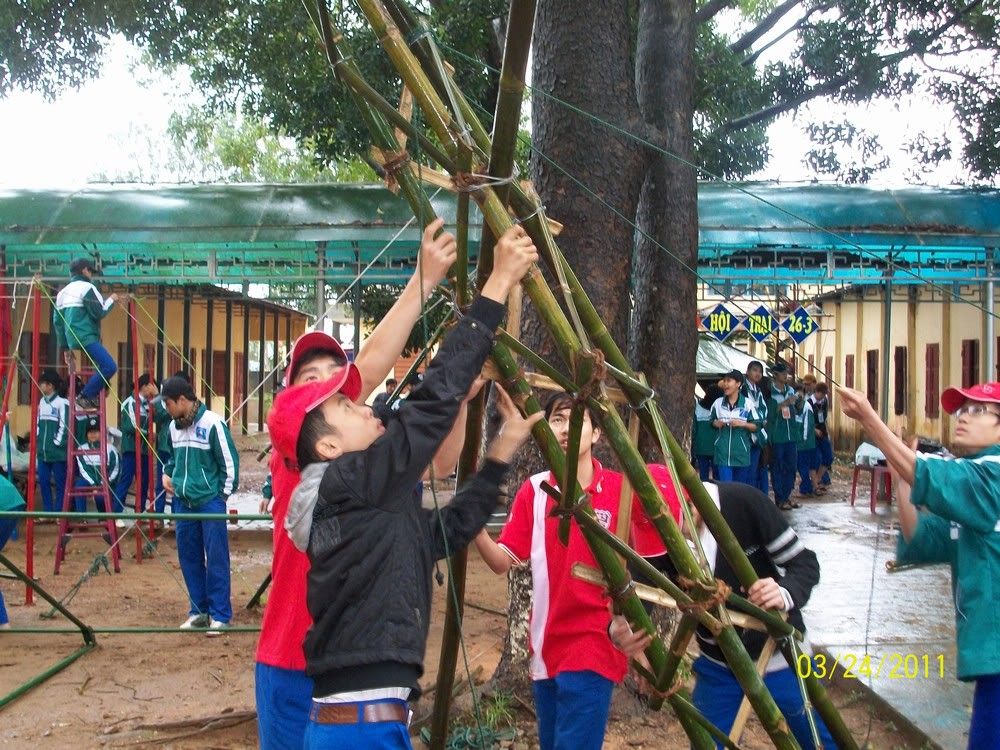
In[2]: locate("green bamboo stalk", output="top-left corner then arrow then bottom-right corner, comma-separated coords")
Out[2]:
649,614 -> 699,712
427,142 -> 480,750
354,0 -> 458,151
0,552 -> 95,643
496,329 -> 575,392
673,694 -> 744,750
488,0 -> 536,202
0,641 -> 96,710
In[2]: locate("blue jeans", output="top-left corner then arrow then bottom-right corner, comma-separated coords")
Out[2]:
38,460 -> 67,513
770,442 -> 797,504
797,448 -> 818,495
154,450 -> 172,514
0,517 -> 18,625
752,444 -> 770,495
81,342 -> 117,399
816,436 -> 833,484
717,465 -> 752,484
72,476 -> 108,513
304,700 -> 412,749
114,452 -> 153,513
696,455 -> 714,481
175,496 -> 231,623
255,662 -> 314,750
533,671 -> 614,750
970,674 -> 1000,749
692,656 -> 836,749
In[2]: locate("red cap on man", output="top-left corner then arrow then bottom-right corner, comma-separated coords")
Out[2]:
283,331 -> 349,388
941,382 -> 1000,414
268,363 -> 363,466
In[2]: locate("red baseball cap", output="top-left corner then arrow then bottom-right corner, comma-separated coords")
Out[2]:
941,382 -> 1000,414
283,331 -> 349,387
268,363 -> 362,464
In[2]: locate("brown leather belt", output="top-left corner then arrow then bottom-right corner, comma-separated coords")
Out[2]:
310,700 -> 408,725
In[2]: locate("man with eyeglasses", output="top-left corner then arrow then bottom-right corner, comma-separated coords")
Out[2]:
839,381 -> 1000,749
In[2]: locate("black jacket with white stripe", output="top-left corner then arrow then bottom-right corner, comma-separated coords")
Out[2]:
653,481 -> 819,663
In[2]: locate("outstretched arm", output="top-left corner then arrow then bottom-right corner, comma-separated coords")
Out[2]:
354,218 -> 456,400
838,387 -> 916,485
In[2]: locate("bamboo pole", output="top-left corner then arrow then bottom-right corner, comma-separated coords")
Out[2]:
427,144 -> 480,750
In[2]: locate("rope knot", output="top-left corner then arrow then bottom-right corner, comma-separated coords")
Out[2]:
676,576 -> 732,614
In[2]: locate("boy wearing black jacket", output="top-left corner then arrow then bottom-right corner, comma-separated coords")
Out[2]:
654,481 -> 835,749
270,227 -> 539,750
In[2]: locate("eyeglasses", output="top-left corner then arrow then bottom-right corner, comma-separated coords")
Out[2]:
955,404 -> 1000,418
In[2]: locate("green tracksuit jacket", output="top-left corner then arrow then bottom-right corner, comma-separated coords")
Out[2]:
53,275 -> 115,349
164,403 -> 239,507
36,393 -> 69,463
897,445 -> 1000,681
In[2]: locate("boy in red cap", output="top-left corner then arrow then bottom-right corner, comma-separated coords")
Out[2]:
840,381 -> 1000,749
269,226 -> 538,749
256,217 -> 482,748
473,391 -> 681,750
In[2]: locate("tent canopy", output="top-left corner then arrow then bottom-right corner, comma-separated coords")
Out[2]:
1,181 -> 997,286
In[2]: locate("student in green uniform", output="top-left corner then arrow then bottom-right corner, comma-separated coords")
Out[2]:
161,376 -> 239,635
742,361 -> 769,494
36,369 -> 69,514
767,363 -> 799,509
73,417 -> 120,513
115,374 -> 159,514
0,473 -> 26,628
710,370 -> 762,484
692,384 -> 722,480
52,258 -> 118,409
152,395 -> 173,515
840,380 -> 1000,749
794,382 -> 818,497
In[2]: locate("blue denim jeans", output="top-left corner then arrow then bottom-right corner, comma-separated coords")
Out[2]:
38,459 -> 67,513
175,496 -> 231,622
717,465 -> 752,484
114,451 -> 153,513
533,671 -> 614,750
969,673 -> 1000,750
255,662 -> 314,750
0,517 -> 18,625
770,442 -> 797,504
696,455 -> 715,481
81,342 -> 118,399
304,700 -> 412,749
692,656 -> 836,749
816,436 -> 833,485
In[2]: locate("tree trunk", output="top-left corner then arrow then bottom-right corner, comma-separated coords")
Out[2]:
492,0 -> 644,690
631,0 -> 698,459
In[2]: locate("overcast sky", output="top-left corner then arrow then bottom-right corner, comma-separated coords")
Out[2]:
0,34 -> 973,189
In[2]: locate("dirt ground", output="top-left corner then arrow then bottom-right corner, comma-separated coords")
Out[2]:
0,452 -> 923,749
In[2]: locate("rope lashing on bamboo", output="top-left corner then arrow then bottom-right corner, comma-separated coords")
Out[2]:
451,172 -> 517,193
676,576 -> 733,616
380,147 -> 412,192
573,349 -> 608,406
632,660 -> 687,702
606,574 -> 637,609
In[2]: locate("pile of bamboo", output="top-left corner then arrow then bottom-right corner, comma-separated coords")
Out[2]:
304,1 -> 856,747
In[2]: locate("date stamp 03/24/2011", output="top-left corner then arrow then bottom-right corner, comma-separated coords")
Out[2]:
797,652 -> 946,680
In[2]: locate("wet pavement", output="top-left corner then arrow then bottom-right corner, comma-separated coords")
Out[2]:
791,492 -> 971,749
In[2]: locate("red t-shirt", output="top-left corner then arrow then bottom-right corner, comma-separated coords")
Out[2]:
255,454 -> 312,671
497,461 -> 682,683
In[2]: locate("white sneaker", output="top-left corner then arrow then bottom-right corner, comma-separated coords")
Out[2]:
115,519 -> 126,529
205,619 -> 228,637
179,614 -> 209,630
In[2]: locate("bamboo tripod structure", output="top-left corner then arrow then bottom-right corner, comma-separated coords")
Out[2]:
306,1 -> 858,747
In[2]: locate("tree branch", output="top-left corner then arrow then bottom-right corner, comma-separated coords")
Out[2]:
729,0 -> 803,55
741,2 -> 834,67
695,0 -> 737,25
722,0 -> 985,132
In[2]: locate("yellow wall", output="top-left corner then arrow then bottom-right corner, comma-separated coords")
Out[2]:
799,285 -> 992,451
9,285 -> 306,437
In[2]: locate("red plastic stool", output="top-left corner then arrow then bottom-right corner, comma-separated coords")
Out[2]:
850,464 -> 892,513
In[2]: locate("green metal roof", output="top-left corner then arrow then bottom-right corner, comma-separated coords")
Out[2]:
1,182 -> 998,286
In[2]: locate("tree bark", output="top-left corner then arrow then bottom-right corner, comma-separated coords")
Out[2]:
492,0 -> 645,689
631,0 -> 698,458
